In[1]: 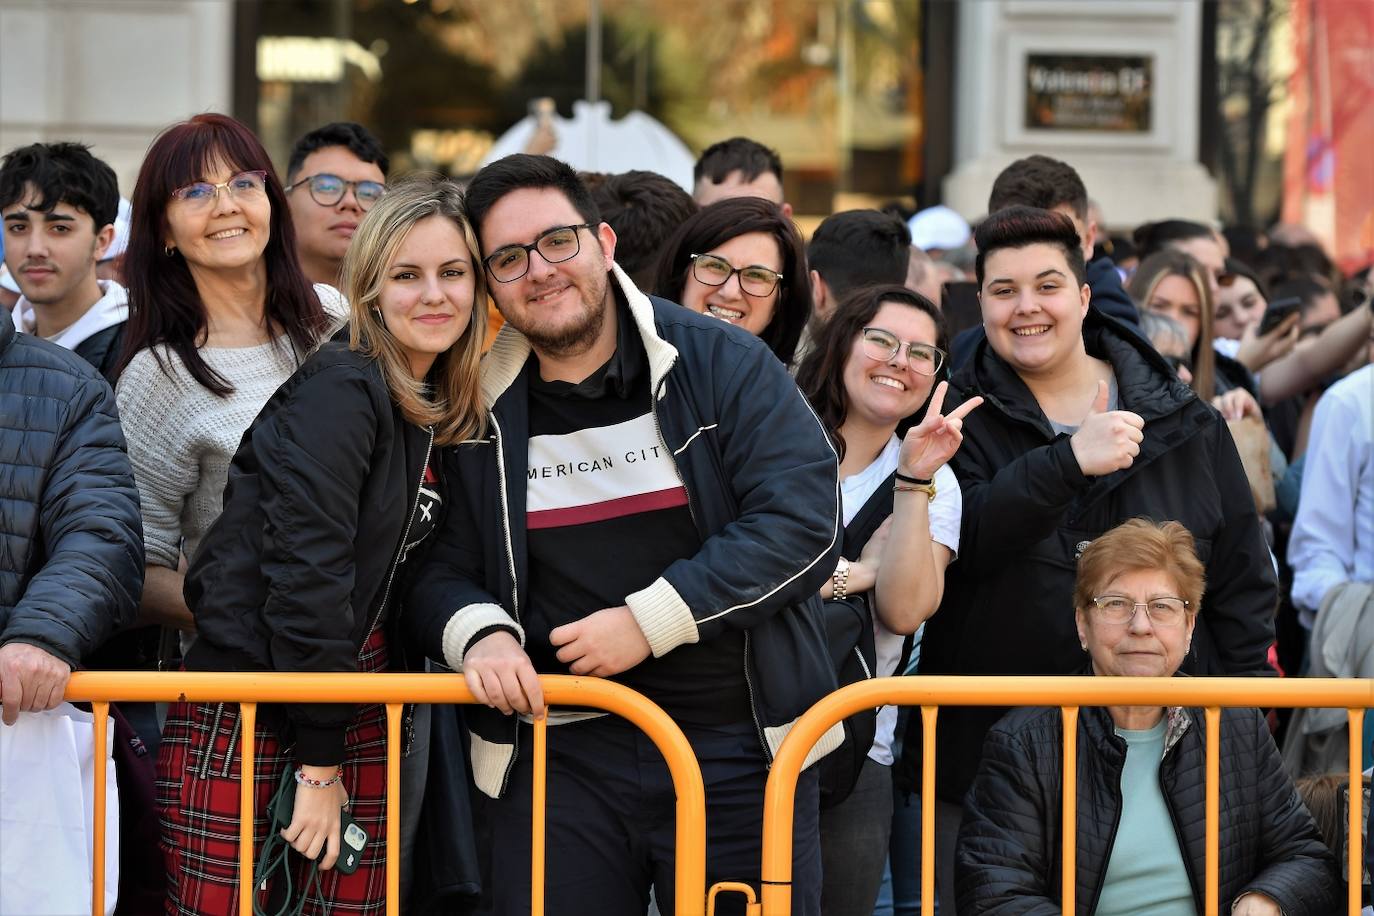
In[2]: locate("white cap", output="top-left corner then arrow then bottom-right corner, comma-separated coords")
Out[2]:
0,264 -> 18,295
100,197 -> 132,262
907,205 -> 971,252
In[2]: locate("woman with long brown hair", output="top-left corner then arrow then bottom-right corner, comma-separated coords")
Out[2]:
115,113 -> 344,645
154,176 -> 487,913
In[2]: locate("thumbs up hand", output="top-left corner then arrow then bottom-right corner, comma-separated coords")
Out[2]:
1069,380 -> 1145,476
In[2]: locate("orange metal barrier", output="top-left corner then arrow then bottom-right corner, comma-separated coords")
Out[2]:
757,676 -> 1373,916
63,672 -> 708,916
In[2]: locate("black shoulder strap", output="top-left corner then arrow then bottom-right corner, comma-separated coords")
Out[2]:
842,471 -> 896,555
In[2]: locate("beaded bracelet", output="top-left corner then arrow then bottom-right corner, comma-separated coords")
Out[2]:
294,766 -> 344,789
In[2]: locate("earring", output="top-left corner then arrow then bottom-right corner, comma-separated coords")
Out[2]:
164,245 -> 176,257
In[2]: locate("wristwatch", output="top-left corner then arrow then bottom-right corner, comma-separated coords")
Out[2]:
832,557 -> 851,600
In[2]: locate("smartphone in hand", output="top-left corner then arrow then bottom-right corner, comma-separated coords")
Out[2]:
335,811 -> 368,875
1257,296 -> 1302,336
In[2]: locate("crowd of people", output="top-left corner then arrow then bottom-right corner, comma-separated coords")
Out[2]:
0,112 -> 1369,916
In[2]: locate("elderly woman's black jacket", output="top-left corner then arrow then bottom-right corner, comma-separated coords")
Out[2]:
956,702 -> 1339,915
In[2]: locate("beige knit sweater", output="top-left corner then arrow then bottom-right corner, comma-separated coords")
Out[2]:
115,285 -> 346,569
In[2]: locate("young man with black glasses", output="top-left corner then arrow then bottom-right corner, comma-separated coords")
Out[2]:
408,154 -> 840,915
284,122 -> 388,286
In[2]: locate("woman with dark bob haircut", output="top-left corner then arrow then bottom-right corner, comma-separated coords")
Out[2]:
957,518 -> 1339,916
116,113 -> 345,648
653,195 -> 811,365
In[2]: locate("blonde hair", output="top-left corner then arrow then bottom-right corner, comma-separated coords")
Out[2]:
341,176 -> 487,446
1073,518 -> 1206,615
1128,250 -> 1216,399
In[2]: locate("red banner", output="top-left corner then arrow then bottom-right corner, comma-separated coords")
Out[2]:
1282,0 -> 1374,274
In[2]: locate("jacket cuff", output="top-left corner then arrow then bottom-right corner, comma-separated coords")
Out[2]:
1051,435 -> 1090,488
293,724 -> 346,767
625,577 -> 699,657
441,603 -> 524,672
0,636 -> 80,671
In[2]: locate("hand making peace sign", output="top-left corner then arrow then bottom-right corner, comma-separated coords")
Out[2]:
898,380 -> 984,480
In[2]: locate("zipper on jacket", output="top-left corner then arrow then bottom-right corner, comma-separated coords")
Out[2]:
1158,730 -> 1206,912
854,645 -> 873,680
489,412 -> 523,795
489,413 -> 521,623
1084,727 -> 1126,915
742,632 -> 770,762
362,425 -> 435,658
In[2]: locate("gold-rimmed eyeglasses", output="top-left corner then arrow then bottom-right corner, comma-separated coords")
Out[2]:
1089,595 -> 1191,627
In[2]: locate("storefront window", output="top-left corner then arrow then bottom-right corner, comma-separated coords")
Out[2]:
251,0 -> 924,221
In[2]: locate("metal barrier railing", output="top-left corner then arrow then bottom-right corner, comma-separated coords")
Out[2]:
63,672 -> 708,916
756,676 -> 1373,916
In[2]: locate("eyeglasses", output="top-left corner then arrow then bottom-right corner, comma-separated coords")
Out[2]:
285,173 -> 386,210
170,170 -> 268,209
1089,595 -> 1191,627
484,224 -> 593,283
860,327 -> 946,376
689,253 -> 783,297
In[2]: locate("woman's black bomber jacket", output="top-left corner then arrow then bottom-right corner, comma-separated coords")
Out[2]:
184,340 -> 441,765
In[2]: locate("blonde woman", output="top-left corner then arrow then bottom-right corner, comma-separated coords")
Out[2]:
1129,248 -> 1272,424
155,177 -> 486,914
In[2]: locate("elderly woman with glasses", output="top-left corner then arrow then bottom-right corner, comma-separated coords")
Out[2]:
956,518 -> 1339,916
653,195 -> 812,365
794,284 -> 981,916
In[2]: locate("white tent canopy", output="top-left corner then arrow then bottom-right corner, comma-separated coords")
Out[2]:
481,100 -> 695,192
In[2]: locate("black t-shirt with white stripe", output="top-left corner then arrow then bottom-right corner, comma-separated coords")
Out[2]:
522,296 -> 749,727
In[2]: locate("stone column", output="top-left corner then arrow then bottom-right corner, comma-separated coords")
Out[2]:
942,0 -> 1217,227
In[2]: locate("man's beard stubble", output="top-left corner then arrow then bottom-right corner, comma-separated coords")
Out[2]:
500,270 -> 610,360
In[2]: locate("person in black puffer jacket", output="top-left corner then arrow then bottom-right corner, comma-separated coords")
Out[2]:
0,304 -> 143,718
156,178 -> 487,915
907,208 -> 1278,913
957,519 -> 1337,916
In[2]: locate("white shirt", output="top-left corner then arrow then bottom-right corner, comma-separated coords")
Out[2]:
839,435 -> 962,766
1288,364 -> 1374,618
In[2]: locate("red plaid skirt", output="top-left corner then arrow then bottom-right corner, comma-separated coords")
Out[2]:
155,630 -> 392,915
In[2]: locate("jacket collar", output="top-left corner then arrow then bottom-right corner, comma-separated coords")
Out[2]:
1078,666 -> 1193,757
480,262 -> 680,411
961,309 -> 1199,435
0,302 -> 13,357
